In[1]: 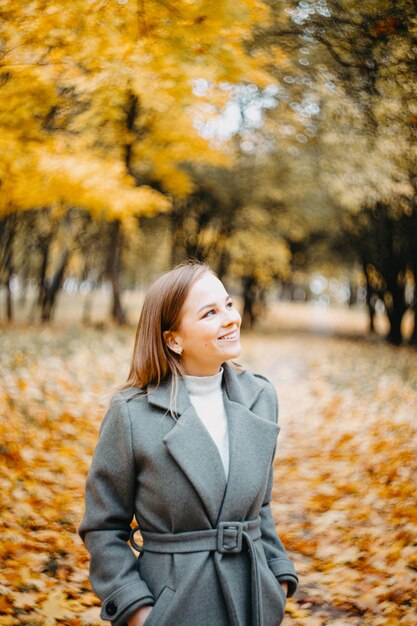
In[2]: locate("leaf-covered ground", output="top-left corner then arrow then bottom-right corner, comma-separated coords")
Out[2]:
1,311 -> 416,625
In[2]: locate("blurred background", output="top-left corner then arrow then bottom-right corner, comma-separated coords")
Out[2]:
1,1 -> 416,625
1,0 -> 416,342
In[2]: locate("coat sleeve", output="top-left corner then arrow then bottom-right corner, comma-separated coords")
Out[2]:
259,382 -> 299,597
78,393 -> 154,626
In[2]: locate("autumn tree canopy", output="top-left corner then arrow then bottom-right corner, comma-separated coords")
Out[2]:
0,0 -> 274,219
250,0 -> 417,343
0,0 -> 280,321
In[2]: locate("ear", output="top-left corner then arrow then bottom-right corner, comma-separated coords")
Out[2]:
163,330 -> 183,355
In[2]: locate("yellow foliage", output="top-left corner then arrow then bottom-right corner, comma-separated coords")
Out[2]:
0,0 -> 278,219
0,138 -> 171,220
228,206 -> 291,284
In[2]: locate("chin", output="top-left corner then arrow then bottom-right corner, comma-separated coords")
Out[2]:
213,342 -> 241,362
225,346 -> 241,360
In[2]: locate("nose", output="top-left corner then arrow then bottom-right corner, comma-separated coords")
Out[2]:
221,306 -> 241,327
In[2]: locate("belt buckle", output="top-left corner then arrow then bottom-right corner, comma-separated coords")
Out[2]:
217,521 -> 244,554
129,526 -> 144,557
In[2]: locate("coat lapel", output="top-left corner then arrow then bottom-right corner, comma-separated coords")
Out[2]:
219,364 -> 280,521
146,365 -> 279,526
147,378 -> 227,527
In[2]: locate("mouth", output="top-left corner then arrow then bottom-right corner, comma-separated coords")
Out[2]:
217,328 -> 239,342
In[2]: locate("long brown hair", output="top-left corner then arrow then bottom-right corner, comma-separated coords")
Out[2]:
125,260 -> 211,391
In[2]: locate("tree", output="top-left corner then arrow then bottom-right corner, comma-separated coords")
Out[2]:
1,0 -> 280,321
256,0 -> 417,343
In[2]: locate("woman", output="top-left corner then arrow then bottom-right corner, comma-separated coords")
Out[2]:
79,261 -> 298,626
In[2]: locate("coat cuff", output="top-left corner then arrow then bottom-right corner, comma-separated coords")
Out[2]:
275,574 -> 298,598
100,580 -> 154,625
268,557 -> 299,597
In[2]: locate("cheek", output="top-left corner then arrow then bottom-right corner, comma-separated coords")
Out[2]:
183,326 -> 214,347
198,334 -> 217,350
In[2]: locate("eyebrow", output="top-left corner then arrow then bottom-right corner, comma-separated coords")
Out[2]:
197,294 -> 232,313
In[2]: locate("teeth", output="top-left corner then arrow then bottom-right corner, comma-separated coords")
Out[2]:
219,331 -> 238,341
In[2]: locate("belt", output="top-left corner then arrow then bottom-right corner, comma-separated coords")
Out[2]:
130,517 -> 263,626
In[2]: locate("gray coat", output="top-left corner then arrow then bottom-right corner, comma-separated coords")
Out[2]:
79,363 -> 298,626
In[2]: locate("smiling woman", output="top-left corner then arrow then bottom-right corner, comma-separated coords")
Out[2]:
79,260 -> 298,626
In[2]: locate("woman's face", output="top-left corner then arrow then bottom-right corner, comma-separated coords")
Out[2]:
166,272 -> 242,376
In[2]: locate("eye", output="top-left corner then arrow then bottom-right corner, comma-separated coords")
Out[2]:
226,301 -> 234,309
203,309 -> 216,318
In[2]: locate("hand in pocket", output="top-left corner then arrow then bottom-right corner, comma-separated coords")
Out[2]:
127,605 -> 153,626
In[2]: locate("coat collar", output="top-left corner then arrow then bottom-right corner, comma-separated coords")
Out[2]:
146,362 -> 278,527
146,362 -> 265,415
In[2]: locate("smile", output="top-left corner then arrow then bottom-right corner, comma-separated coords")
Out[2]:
217,329 -> 239,342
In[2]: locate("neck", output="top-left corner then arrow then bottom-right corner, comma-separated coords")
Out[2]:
181,361 -> 222,377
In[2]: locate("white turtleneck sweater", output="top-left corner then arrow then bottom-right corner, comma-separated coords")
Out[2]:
183,368 -> 229,480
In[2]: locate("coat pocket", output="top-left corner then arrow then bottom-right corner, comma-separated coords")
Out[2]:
276,579 -> 287,610
261,567 -> 286,626
143,586 -> 175,626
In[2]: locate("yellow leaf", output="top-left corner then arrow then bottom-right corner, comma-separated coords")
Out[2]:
38,589 -> 71,625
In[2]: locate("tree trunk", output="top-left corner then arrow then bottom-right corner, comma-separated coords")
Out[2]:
385,275 -> 407,345
6,261 -> 13,322
407,180 -> 417,346
38,237 -> 51,308
216,217 -> 237,281
5,228 -> 14,322
124,92 -> 139,177
359,203 -> 409,344
17,251 -> 31,311
407,262 -> 417,346
241,275 -> 258,329
348,281 -> 357,306
108,220 -> 127,325
216,247 -> 230,282
40,248 -> 70,322
0,214 -> 16,322
386,307 -> 404,345
362,263 -> 376,333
